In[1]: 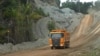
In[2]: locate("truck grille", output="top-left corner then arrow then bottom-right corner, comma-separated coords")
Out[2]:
52,38 -> 60,46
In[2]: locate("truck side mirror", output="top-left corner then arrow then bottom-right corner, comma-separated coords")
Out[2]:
61,33 -> 64,37
48,34 -> 49,37
48,34 -> 51,37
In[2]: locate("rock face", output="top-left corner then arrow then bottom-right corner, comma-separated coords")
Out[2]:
34,0 -> 84,32
32,17 -> 51,39
0,39 -> 48,54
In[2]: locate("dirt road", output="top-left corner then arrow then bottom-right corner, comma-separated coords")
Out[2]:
1,14 -> 100,56
1,46 -> 85,56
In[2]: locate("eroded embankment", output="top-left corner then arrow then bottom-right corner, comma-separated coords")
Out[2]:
70,14 -> 100,48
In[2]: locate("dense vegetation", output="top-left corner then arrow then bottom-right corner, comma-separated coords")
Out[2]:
0,0 -> 46,44
61,1 -> 93,14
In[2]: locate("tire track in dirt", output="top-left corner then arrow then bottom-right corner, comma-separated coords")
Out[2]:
71,14 -> 100,48
70,14 -> 94,47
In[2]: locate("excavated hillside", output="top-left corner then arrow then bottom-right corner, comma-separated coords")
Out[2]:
0,0 -> 100,56
0,0 -> 83,54
1,14 -> 100,56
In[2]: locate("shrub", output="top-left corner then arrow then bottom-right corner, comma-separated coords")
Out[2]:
47,21 -> 55,31
34,8 -> 46,17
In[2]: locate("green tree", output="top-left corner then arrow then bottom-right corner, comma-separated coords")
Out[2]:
48,21 -> 55,31
0,0 -> 46,44
56,0 -> 60,7
61,1 -> 93,14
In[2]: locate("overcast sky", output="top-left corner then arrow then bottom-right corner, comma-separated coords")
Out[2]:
61,0 -> 97,3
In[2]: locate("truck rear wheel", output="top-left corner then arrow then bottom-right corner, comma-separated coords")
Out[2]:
65,41 -> 70,48
65,44 -> 69,48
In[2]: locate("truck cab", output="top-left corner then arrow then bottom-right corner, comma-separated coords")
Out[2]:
49,29 -> 70,49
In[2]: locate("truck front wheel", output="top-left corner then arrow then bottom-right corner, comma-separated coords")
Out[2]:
51,46 -> 54,49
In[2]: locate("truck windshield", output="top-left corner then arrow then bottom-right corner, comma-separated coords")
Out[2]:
51,33 -> 64,38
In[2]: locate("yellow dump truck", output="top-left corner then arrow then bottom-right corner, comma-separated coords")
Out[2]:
49,29 -> 70,49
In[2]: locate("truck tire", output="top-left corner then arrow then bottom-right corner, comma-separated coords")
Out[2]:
65,44 -> 69,48
65,41 -> 70,48
51,46 -> 54,49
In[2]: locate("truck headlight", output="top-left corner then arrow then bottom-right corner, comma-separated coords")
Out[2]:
60,44 -> 64,46
50,44 -> 52,46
